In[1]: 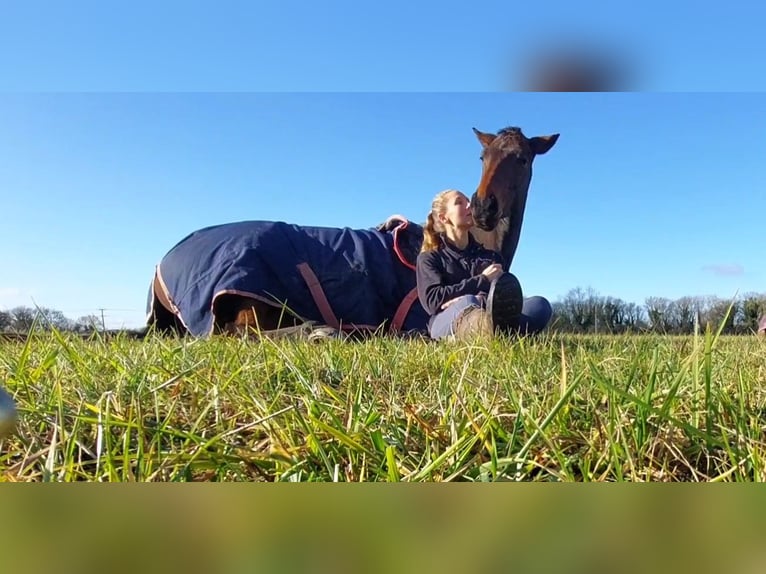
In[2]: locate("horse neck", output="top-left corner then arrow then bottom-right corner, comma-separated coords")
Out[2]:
398,223 -> 423,265
470,218 -> 512,269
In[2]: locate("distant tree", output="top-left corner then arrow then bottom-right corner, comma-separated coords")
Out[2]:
645,297 -> 674,332
36,307 -> 75,331
0,310 -> 11,331
74,315 -> 101,333
700,296 -> 737,334
672,296 -> 698,334
601,296 -> 629,333
623,302 -> 646,330
561,287 -> 601,333
738,293 -> 766,333
9,306 -> 37,332
550,301 -> 572,331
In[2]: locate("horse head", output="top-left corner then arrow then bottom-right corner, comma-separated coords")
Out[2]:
469,126 -> 559,268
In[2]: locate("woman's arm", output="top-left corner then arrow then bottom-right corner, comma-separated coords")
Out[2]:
416,252 -> 491,316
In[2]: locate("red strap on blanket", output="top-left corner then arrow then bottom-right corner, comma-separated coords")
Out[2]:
296,262 -> 340,329
297,261 -> 417,334
392,221 -> 416,270
389,287 -> 419,333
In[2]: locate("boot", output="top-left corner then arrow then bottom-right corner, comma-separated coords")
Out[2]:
452,306 -> 493,340
486,272 -> 524,334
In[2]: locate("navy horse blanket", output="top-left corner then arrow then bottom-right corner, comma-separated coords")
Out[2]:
147,217 -> 429,337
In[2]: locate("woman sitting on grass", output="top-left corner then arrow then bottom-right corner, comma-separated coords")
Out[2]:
415,189 -> 552,341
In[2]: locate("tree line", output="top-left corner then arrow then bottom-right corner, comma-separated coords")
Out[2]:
550,287 -> 766,335
2,288 -> 765,336
0,307 -> 104,334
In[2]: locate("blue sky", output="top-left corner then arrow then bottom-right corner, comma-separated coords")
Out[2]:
1,93 -> 763,328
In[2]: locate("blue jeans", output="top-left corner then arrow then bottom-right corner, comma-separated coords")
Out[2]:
428,294 -> 553,340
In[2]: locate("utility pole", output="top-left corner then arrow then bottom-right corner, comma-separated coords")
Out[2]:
99,308 -> 106,332
694,307 -> 700,337
595,306 -> 598,335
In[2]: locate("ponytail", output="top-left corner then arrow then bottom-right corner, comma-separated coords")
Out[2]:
421,212 -> 441,252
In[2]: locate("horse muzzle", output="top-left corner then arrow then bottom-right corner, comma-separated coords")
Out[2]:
470,193 -> 499,230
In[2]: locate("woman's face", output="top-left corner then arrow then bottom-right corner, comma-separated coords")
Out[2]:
440,192 -> 473,229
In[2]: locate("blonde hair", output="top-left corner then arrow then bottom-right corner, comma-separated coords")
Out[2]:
421,189 -> 463,252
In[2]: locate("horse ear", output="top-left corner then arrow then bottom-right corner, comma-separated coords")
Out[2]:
473,127 -> 497,148
529,134 -> 560,155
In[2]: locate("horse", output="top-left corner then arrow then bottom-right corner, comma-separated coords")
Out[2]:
146,125 -> 559,338
147,216 -> 428,338
468,126 -> 559,271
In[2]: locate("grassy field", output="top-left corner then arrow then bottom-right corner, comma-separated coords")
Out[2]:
1,327 -> 765,482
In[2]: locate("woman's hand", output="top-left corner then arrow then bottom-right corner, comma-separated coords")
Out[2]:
441,298 -> 459,310
481,263 -> 503,282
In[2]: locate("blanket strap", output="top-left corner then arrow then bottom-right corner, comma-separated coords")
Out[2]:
390,288 -> 419,333
296,262 -> 340,329
297,261 -> 417,334
392,221 -> 416,270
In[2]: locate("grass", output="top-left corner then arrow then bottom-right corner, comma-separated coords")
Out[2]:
1,326 -> 766,481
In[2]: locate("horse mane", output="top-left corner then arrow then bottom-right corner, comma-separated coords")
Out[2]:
495,126 -> 529,149
497,126 -> 523,135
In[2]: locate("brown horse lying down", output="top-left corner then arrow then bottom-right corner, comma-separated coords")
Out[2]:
146,126 -> 560,338
147,216 -> 429,338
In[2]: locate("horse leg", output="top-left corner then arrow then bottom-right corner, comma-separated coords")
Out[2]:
149,273 -> 187,335
213,295 -> 302,336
